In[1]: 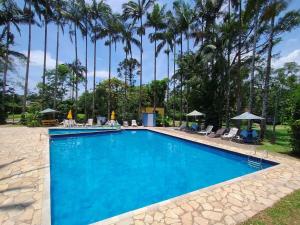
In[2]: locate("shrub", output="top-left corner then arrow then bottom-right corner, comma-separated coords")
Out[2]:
291,120 -> 300,155
25,112 -> 41,127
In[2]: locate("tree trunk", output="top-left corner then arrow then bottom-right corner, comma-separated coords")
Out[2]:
74,24 -> 78,119
54,22 -> 60,109
92,31 -> 96,119
261,13 -> 275,139
166,45 -> 170,112
85,17 -> 88,120
249,7 -> 259,113
173,41 -> 176,127
23,0 -> 32,113
108,36 -> 112,120
180,32 -> 183,125
43,20 -> 48,93
236,0 -> 242,127
225,1 -> 231,128
153,29 -> 157,113
3,22 -> 10,104
139,16 -> 143,118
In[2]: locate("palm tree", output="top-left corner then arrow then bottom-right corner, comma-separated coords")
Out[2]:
122,0 -> 155,117
67,60 -> 86,98
89,0 -> 111,118
173,0 -> 192,125
22,0 -> 37,113
0,0 -> 27,98
155,22 -> 174,113
146,3 -> 166,113
95,13 -> 122,119
53,0 -> 66,109
40,0 -> 54,97
77,0 -> 90,119
120,22 -> 141,101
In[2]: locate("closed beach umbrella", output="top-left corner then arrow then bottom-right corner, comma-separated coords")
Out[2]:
67,110 -> 73,120
111,111 -> 116,120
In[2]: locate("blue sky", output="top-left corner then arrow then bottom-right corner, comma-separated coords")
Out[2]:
8,0 -> 300,94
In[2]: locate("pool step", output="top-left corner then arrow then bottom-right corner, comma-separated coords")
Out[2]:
247,154 -> 263,169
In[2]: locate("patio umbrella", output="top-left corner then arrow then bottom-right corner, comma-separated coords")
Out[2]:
186,110 -> 205,126
231,112 -> 264,120
111,111 -> 116,120
40,108 -> 58,114
186,110 -> 205,117
67,110 -> 73,120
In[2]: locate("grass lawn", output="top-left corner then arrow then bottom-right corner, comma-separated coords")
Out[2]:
257,125 -> 292,154
7,114 -> 21,119
242,189 -> 300,225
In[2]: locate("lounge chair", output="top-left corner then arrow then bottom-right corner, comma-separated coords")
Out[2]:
62,119 -> 69,128
221,128 -> 239,140
208,128 -> 226,138
191,124 -> 199,132
131,120 -> 138,127
198,125 -> 213,135
234,130 -> 260,144
174,124 -> 187,131
86,118 -> 93,127
74,121 -> 84,127
123,121 -> 129,127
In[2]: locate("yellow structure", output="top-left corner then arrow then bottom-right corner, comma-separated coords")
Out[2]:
142,107 -> 165,117
67,110 -> 73,120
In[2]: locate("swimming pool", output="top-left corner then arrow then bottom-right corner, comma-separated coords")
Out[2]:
50,130 -> 276,225
49,128 -> 119,135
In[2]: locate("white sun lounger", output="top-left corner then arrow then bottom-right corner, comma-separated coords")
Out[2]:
198,125 -> 213,135
221,128 -> 239,140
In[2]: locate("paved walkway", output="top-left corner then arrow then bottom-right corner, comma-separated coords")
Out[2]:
0,127 -> 300,225
0,127 -> 48,225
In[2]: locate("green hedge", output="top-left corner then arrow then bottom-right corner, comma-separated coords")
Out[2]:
291,120 -> 300,155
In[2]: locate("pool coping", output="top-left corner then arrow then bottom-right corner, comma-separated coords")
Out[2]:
42,127 -> 298,225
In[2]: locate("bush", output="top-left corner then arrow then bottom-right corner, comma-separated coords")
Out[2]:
25,112 -> 41,127
291,120 -> 300,155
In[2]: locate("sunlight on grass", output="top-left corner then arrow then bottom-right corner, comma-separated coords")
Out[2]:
242,189 -> 300,225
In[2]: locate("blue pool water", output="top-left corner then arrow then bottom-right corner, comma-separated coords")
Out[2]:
49,128 -> 117,135
50,130 -> 275,225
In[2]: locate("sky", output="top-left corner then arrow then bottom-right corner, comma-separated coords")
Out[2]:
7,0 -> 300,95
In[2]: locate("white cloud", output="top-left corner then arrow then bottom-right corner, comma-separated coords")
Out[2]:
22,50 -> 60,69
272,49 -> 300,68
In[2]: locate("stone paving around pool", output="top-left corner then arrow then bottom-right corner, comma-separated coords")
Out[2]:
0,127 -> 300,225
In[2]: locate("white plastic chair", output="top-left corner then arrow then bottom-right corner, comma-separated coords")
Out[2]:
86,118 -> 93,127
131,120 -> 138,127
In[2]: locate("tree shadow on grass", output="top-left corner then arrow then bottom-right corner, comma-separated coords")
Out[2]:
0,158 -> 25,170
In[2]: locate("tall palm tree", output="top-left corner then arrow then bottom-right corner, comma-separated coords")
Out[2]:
40,0 -> 53,97
95,13 -> 122,119
122,0 -> 155,117
64,0 -> 86,117
53,0 -> 66,109
173,0 -> 191,125
0,0 -> 27,98
22,0 -> 36,112
77,0 -> 89,119
156,22 -> 174,113
120,22 -> 141,101
89,0 -> 111,118
146,3 -> 166,113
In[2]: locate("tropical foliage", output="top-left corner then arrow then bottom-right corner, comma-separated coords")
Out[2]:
0,0 -> 300,141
